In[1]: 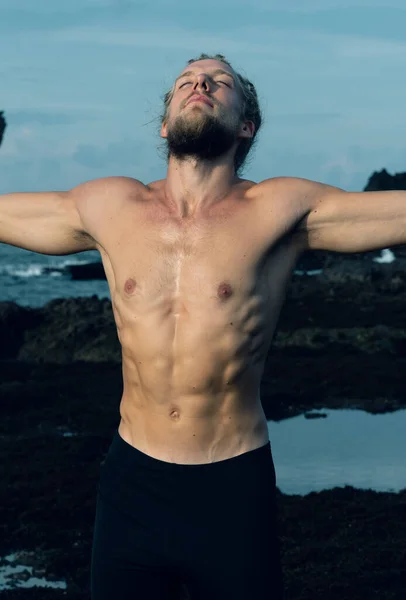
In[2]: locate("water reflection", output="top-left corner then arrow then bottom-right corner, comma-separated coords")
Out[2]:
267,409 -> 406,496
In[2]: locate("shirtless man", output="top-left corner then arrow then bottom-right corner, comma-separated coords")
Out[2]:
1,53 -> 406,599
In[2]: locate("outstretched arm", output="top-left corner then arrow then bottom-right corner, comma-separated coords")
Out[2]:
0,183 -> 97,255
280,177 -> 406,252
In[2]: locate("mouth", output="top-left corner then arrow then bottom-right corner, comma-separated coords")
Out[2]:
186,95 -> 214,108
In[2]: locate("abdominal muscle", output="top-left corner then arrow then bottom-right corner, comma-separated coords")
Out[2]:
96,181 -> 298,465
118,394 -> 269,465
116,305 -> 271,465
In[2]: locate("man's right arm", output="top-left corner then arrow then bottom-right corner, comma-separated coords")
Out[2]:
0,183 -> 97,255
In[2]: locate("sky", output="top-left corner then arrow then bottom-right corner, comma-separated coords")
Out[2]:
1,0 -> 406,193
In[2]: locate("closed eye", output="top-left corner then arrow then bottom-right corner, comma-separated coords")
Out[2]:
179,79 -> 231,89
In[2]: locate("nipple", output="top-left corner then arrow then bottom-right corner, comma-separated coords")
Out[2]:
124,278 -> 136,295
217,282 -> 233,300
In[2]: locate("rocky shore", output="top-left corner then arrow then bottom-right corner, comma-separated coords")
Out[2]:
1,257 -> 406,599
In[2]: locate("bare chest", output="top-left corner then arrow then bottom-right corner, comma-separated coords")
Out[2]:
97,197 -> 300,321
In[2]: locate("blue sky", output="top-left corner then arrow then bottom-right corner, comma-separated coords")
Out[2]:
1,0 -> 406,193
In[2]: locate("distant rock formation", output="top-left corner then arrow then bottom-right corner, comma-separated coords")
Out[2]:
0,111 -> 6,146
364,168 -> 406,191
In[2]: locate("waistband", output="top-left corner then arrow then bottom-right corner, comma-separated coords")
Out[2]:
106,428 -> 272,475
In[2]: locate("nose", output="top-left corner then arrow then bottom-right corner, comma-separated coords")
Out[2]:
193,73 -> 211,93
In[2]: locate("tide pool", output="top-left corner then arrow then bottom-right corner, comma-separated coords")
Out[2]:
268,408 -> 406,496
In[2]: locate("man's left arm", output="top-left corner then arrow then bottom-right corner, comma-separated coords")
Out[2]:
288,177 -> 406,252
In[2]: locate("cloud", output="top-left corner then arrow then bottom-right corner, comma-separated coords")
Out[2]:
1,0 -> 406,197
330,34 -> 406,59
72,138 -> 157,169
7,111 -> 80,126
2,0 -> 405,7
261,143 -> 406,192
271,112 -> 342,124
48,22 -> 406,64
0,1 -> 135,34
256,0 -> 406,9
49,26 -> 276,55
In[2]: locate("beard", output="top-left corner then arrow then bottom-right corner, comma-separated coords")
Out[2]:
165,105 -> 240,162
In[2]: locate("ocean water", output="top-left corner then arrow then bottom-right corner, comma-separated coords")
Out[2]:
269,409 -> 406,495
0,244 -> 110,307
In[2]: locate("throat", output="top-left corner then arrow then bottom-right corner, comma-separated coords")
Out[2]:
164,169 -> 239,219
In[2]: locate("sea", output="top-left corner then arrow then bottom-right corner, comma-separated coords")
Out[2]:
0,244 -> 110,307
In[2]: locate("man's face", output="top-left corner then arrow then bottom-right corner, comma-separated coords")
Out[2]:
161,59 -> 250,162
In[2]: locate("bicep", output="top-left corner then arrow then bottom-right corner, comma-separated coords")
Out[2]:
0,189 -> 97,255
267,177 -> 345,252
295,188 -> 406,252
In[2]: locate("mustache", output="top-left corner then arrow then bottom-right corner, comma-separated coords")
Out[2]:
182,93 -> 216,109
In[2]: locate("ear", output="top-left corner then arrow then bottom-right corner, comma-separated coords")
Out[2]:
239,120 -> 255,139
160,121 -> 168,139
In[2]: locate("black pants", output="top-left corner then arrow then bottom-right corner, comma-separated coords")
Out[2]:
91,430 -> 284,599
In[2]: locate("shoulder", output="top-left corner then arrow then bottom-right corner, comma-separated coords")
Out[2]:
70,176 -> 146,201
244,177 -> 346,251
67,177 -> 147,246
254,176 -> 340,199
250,176 -> 344,216
68,176 -> 148,218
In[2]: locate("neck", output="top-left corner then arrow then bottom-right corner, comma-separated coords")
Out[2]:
164,152 -> 240,217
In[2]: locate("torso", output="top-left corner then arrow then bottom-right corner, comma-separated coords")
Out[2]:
81,176 -> 306,464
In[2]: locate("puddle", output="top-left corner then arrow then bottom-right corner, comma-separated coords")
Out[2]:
268,408 -> 406,495
0,551 -> 67,591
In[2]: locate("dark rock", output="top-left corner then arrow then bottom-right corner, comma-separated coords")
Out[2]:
42,262 -> 107,281
0,302 -> 41,360
0,297 -> 120,363
304,412 -> 327,419
66,262 -> 106,281
18,296 -> 120,363
0,110 -> 6,146
364,168 -> 406,192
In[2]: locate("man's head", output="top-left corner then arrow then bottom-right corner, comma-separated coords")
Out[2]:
160,54 -> 262,175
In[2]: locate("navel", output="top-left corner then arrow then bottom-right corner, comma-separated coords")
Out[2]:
124,278 -> 137,295
217,282 -> 233,300
169,406 -> 181,420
